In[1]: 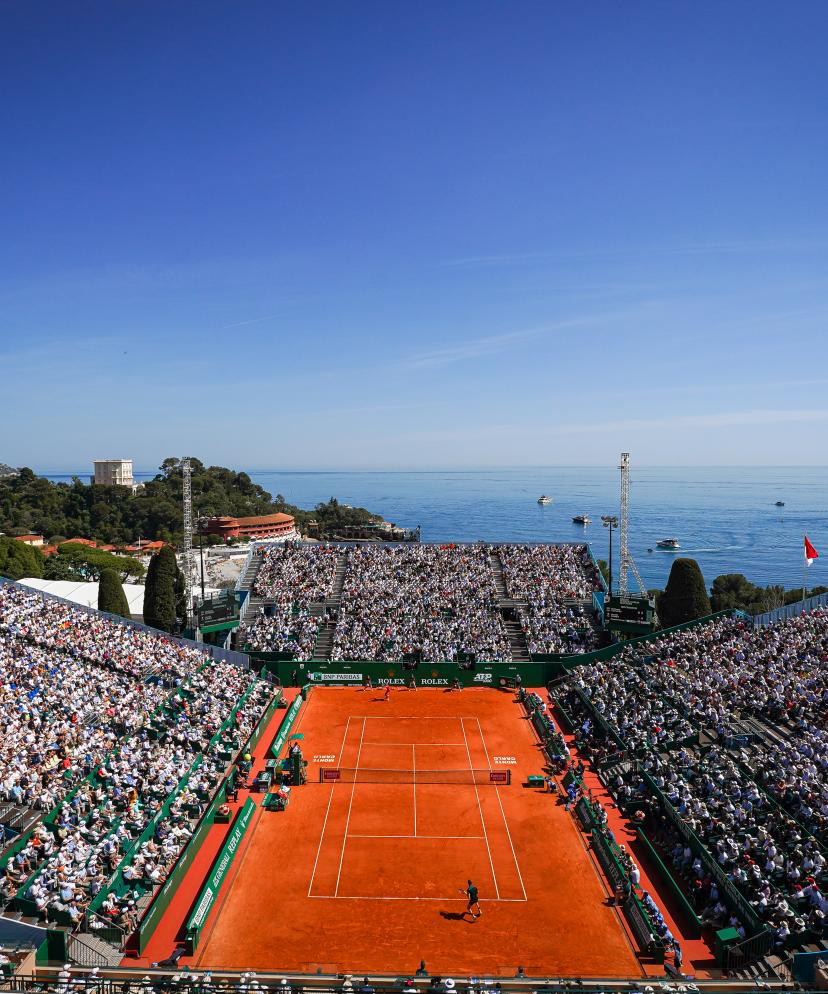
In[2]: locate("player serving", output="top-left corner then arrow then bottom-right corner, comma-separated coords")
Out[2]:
462,879 -> 482,919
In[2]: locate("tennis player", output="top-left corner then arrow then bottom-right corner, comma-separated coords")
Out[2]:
464,879 -> 481,918
383,684 -> 391,701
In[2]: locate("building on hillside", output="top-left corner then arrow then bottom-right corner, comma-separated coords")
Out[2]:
121,540 -> 166,557
200,512 -> 296,542
92,459 -> 135,488
16,534 -> 45,547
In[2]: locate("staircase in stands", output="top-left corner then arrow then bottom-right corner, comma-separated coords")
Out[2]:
311,548 -> 349,662
237,547 -> 267,625
487,551 -> 530,662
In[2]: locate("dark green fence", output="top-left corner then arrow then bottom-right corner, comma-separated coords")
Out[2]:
184,797 -> 257,953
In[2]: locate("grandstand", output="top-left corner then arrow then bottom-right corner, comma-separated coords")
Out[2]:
4,567 -> 828,991
235,542 -> 603,665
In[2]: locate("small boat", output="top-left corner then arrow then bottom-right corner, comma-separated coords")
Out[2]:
775,501 -> 785,507
537,495 -> 552,504
572,515 -> 591,525
647,548 -> 653,553
656,538 -> 680,549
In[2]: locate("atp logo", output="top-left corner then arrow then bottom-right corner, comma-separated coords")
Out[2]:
473,672 -> 493,683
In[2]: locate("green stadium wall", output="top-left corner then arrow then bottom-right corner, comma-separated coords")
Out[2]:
247,609 -> 749,689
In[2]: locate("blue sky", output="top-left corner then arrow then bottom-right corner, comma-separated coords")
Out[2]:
3,1 -> 828,471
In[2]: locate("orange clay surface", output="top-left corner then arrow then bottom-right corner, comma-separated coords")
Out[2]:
191,686 -> 641,978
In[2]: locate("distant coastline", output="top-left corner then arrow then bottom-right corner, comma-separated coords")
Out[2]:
34,466 -> 828,591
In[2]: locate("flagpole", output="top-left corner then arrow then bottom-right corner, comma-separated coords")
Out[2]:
803,534 -> 808,616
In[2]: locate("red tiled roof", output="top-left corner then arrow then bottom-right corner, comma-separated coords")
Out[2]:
228,513 -> 294,527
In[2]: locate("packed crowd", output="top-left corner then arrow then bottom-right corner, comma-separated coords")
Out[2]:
242,543 -> 341,657
252,543 -> 339,607
242,542 -> 604,662
497,544 -> 601,653
241,608 -> 321,660
561,606 -> 828,947
0,583 -> 274,929
332,544 -> 509,662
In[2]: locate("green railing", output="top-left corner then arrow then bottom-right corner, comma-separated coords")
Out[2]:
635,827 -> 703,938
184,797 -> 257,953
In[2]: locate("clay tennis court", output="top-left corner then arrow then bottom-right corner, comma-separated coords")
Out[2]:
194,686 -> 641,977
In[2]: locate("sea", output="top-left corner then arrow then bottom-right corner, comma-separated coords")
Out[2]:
43,467 -> 827,592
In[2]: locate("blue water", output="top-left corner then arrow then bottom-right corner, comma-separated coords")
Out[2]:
44,467 -> 827,591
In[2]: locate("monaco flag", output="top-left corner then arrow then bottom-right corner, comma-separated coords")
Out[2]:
805,535 -> 820,566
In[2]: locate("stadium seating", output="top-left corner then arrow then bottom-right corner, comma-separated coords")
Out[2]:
559,607 -> 828,955
0,583 -> 275,933
239,542 -> 603,662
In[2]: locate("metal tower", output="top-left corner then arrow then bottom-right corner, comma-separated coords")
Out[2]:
181,458 -> 195,626
618,452 -> 647,596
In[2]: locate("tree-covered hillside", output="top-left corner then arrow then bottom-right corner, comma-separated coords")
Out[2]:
0,458 -> 381,546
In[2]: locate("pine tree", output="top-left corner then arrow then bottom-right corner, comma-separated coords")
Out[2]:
143,546 -> 178,632
98,568 -> 131,618
659,558 -> 712,628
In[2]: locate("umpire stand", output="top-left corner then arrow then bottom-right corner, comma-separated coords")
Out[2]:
288,745 -> 307,786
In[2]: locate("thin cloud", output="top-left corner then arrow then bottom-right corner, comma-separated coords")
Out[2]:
222,313 -> 283,329
398,311 -> 630,371
402,327 -> 545,370
443,237 -> 828,269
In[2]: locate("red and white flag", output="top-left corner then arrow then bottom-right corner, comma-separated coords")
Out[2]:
805,535 -> 820,566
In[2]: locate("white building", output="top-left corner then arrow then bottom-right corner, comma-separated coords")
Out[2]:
93,459 -> 134,487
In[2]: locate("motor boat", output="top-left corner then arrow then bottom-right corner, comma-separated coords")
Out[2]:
572,515 -> 591,525
537,495 -> 552,504
656,538 -> 680,549
775,501 -> 785,507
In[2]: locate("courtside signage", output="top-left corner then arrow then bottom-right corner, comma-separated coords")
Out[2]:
185,796 -> 256,950
310,672 -> 363,682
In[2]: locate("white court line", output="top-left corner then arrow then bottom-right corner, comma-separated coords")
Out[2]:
353,716 -> 469,720
334,716 -> 366,897
309,894 -> 527,902
307,715 -> 352,897
348,834 -> 485,840
475,717 -> 528,901
412,744 -> 417,837
361,741 -> 466,746
459,717 -> 500,900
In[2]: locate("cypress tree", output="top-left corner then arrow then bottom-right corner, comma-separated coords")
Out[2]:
0,537 -> 44,580
98,568 -> 131,618
143,546 -> 178,632
659,558 -> 712,628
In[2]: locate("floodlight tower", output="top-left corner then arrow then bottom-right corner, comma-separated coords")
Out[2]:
181,457 -> 195,627
618,452 -> 648,596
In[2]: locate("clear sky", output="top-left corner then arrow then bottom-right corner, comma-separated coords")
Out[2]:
3,1 -> 828,471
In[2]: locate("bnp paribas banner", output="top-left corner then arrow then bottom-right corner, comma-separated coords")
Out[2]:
309,671 -> 363,682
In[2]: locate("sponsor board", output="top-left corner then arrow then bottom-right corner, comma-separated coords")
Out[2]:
309,672 -> 363,682
473,672 -> 493,683
420,678 -> 449,686
489,771 -> 510,784
321,769 -> 342,781
377,678 -> 407,685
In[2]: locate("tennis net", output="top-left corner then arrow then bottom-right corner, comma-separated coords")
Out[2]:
319,767 -> 510,785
